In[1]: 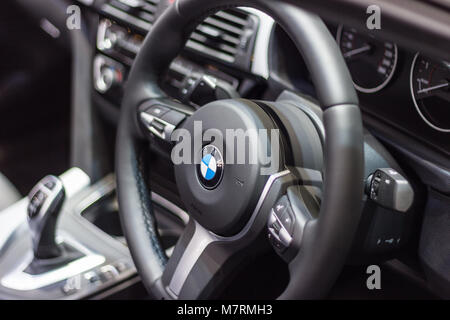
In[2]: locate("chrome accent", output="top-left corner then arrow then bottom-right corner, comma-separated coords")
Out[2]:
139,112 -> 176,141
165,246 -> 175,257
243,8 -> 274,79
1,234 -> 105,291
167,170 -> 290,297
101,4 -> 152,31
76,0 -> 94,5
73,173 -> 186,225
268,210 -> 293,247
74,174 -> 116,215
60,168 -> 91,198
97,19 -> 113,51
197,145 -> 224,190
94,56 -> 112,93
167,221 -> 215,298
118,0 -> 144,8
73,174 -> 189,226
201,75 -> 218,89
151,192 -> 189,225
214,170 -> 290,242
93,54 -> 125,94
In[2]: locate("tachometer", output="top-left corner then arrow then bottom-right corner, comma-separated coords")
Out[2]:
337,25 -> 398,93
410,53 -> 450,132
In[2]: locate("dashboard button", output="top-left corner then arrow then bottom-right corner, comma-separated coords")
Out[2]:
278,226 -> 293,247
161,110 -> 186,126
84,271 -> 101,285
145,105 -> 169,117
113,261 -> 130,274
28,191 -> 47,218
99,265 -> 119,283
273,196 -> 289,217
44,180 -> 56,190
280,206 -> 295,234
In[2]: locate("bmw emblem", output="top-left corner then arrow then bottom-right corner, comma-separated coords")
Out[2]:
197,145 -> 224,189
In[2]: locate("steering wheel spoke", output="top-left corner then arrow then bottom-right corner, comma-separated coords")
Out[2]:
161,219 -> 238,299
159,169 -> 295,299
265,166 -> 321,261
291,166 -> 323,188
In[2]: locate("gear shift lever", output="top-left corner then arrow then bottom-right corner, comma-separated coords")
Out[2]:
27,175 -> 65,259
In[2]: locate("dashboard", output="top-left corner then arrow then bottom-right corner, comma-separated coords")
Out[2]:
271,23 -> 450,155
85,0 -> 449,157
336,25 -> 449,147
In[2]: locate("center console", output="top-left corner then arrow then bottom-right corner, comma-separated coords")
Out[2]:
0,168 -> 187,299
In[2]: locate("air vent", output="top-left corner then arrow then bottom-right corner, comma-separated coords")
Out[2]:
100,3 -> 258,67
187,9 -> 257,64
101,0 -> 160,31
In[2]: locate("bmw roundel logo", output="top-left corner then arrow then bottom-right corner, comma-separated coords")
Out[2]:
197,145 -> 224,189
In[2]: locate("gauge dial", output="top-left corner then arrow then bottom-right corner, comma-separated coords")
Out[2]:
410,53 -> 450,132
337,25 -> 398,93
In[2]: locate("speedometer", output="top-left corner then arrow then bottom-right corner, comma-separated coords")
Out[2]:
410,53 -> 450,132
337,25 -> 398,93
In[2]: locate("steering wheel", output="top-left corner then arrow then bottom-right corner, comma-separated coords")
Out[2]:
116,0 -> 364,299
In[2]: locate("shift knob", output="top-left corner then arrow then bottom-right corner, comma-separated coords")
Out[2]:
27,175 -> 65,259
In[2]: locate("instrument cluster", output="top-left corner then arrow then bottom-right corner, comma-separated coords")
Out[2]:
335,25 -> 449,133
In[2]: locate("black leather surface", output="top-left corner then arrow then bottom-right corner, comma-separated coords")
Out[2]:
419,189 -> 450,298
280,105 -> 364,299
116,0 -> 364,299
116,114 -> 167,291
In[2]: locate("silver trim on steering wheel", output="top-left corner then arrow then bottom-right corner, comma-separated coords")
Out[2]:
166,169 -> 290,298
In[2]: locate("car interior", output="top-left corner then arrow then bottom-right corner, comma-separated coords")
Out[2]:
0,0 -> 448,300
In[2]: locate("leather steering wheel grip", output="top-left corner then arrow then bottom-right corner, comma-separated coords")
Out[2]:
116,0 -> 364,299
281,105 -> 364,299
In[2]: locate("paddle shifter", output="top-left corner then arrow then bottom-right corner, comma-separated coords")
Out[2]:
27,175 -> 66,259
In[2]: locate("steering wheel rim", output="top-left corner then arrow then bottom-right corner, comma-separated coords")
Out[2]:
116,0 -> 364,299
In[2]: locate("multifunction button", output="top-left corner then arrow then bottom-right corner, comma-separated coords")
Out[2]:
267,196 -> 295,251
139,101 -> 187,141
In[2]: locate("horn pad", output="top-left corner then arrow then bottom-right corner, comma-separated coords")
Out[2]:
173,99 -> 280,236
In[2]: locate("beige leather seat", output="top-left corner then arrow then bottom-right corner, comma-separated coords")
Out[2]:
0,173 -> 20,211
